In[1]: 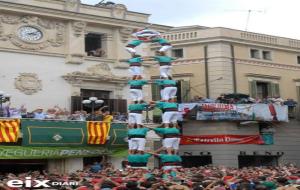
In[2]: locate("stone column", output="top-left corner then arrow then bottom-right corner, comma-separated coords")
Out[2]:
145,130 -> 161,169
206,42 -> 234,98
48,159 -> 65,174
65,21 -> 86,64
48,158 -> 83,173
102,33 -> 114,59
64,158 -> 83,173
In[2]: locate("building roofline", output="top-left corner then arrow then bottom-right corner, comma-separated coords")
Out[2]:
0,1 -> 171,31
80,3 -> 151,16
213,27 -> 300,41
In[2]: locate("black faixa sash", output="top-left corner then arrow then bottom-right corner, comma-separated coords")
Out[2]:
129,162 -> 147,167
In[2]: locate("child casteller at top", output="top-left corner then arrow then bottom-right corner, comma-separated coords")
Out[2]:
125,28 -> 172,56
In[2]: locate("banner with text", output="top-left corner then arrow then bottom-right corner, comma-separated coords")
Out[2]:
193,103 -> 288,122
0,146 -> 108,159
180,134 -> 264,145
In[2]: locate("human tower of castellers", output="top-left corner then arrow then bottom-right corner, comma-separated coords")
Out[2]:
124,28 -> 182,170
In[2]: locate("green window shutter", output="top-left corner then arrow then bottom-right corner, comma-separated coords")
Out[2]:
297,86 -> 300,102
181,80 -> 190,103
270,83 -> 280,97
249,80 -> 257,98
151,83 -> 161,101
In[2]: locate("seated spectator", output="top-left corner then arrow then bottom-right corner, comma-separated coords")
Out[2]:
88,48 -> 105,57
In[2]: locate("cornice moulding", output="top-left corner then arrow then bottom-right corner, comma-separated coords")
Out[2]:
245,73 -> 281,80
0,2 -> 170,31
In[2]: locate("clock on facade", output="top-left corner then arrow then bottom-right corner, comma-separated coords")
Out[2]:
17,26 -> 43,42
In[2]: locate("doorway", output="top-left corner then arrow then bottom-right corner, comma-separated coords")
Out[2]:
238,155 -> 279,168
181,156 -> 212,167
0,160 -> 47,173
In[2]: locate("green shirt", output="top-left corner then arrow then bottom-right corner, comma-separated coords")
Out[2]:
128,80 -> 148,86
159,154 -> 182,163
128,128 -> 149,136
154,128 -> 179,135
154,56 -> 175,63
128,57 -> 143,65
128,103 -> 148,111
155,79 -> 177,86
156,101 -> 178,110
128,39 -> 143,47
151,38 -> 169,45
128,153 -> 151,163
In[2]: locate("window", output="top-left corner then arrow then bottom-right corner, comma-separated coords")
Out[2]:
172,48 -> 183,58
262,51 -> 272,60
85,33 -> 104,57
297,56 -> 300,64
176,80 -> 190,103
249,81 -> 280,99
256,82 -> 269,99
250,49 -> 260,59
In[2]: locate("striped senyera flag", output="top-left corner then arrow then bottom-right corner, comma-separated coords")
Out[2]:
0,119 -> 20,143
87,122 -> 111,144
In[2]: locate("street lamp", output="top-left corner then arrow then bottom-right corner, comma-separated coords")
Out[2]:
0,91 -> 11,117
82,97 -> 104,121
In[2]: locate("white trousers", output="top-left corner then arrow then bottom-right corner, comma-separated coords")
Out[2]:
161,87 -> 177,101
129,66 -> 142,76
162,166 -> 181,170
128,113 -> 143,125
159,45 -> 172,52
131,138 -> 146,151
128,139 -> 134,150
125,47 -> 136,54
162,137 -> 180,150
160,65 -> 172,78
162,111 -> 178,124
129,89 -> 143,101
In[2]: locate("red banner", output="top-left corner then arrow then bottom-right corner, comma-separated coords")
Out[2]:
180,134 -> 264,145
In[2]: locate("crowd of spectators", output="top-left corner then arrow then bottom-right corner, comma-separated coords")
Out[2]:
0,103 -> 127,122
1,164 -> 300,190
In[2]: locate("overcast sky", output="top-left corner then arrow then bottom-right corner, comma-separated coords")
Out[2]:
82,0 -> 299,39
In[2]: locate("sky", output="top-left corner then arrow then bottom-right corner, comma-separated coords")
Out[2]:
81,0 -> 300,39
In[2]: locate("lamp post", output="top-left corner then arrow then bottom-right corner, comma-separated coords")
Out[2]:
0,91 -> 11,117
82,97 -> 104,121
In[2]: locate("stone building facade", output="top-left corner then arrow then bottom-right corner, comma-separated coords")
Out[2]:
150,26 -> 300,103
149,26 -> 300,168
0,0 -> 170,111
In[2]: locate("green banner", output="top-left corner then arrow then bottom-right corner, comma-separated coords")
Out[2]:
108,122 -> 128,147
22,119 -> 87,147
0,146 -> 109,159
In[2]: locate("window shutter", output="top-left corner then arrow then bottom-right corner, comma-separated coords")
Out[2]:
108,99 -> 127,114
297,86 -> 300,102
249,81 -> 257,98
271,83 -> 280,97
181,80 -> 190,103
71,96 -> 83,113
151,83 -> 161,101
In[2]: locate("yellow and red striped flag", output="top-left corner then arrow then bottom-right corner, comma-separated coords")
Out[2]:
87,122 -> 111,144
0,119 -> 20,143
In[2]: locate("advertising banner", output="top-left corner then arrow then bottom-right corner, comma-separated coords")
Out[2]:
0,146 -> 108,159
179,103 -> 288,122
180,134 -> 264,145
22,119 -> 87,146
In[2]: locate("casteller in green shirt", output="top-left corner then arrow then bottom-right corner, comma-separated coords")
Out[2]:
128,103 -> 148,111
159,154 -> 182,163
128,153 -> 152,164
